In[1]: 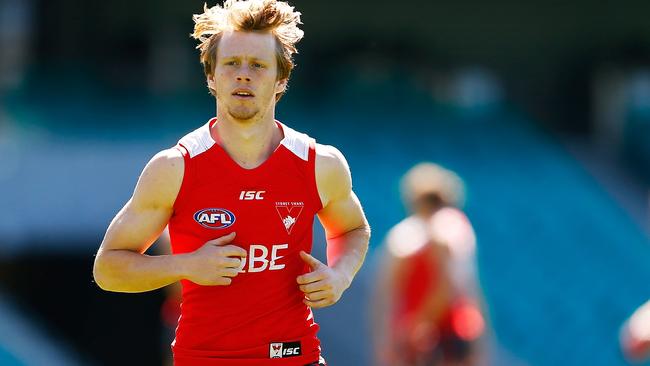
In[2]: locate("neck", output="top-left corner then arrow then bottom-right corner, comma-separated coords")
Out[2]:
413,208 -> 438,219
212,109 -> 283,169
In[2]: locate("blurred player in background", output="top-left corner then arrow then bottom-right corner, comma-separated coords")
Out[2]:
620,301 -> 650,362
93,1 -> 370,365
372,163 -> 486,366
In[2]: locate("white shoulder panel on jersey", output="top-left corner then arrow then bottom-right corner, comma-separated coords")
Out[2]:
178,121 -> 216,158
280,123 -> 314,161
386,216 -> 429,258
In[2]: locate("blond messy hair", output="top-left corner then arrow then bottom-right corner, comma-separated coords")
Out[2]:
401,162 -> 466,210
191,0 -> 304,100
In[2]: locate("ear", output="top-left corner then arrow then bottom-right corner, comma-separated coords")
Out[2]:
207,74 -> 216,91
275,78 -> 288,94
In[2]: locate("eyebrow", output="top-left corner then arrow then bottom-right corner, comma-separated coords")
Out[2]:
220,56 -> 270,62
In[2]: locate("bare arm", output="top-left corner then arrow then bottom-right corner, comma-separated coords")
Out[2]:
297,144 -> 370,308
93,148 -> 245,293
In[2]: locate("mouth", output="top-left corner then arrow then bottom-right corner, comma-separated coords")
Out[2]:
232,89 -> 255,99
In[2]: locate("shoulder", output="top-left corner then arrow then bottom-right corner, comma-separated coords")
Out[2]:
133,148 -> 184,208
385,216 -> 429,258
315,144 -> 352,207
143,148 -> 184,180
429,207 -> 476,256
315,144 -> 350,177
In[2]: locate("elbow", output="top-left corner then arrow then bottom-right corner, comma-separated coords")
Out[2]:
93,251 -> 115,291
363,223 -> 371,241
360,222 -> 371,246
355,224 -> 371,259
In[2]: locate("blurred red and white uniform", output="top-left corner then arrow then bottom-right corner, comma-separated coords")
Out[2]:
621,300 -> 650,363
380,207 -> 485,366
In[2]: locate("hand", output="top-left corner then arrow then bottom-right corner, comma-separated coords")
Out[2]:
182,232 -> 246,286
296,251 -> 349,308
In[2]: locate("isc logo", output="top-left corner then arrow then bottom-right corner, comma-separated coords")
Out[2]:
239,190 -> 265,200
194,208 -> 236,229
269,341 -> 301,359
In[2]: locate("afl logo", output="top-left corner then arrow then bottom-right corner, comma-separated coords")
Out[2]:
194,208 -> 236,229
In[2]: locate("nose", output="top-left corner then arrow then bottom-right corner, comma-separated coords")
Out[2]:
236,66 -> 252,82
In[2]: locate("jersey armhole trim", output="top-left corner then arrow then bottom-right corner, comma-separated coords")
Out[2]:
172,143 -> 192,212
309,140 -> 324,212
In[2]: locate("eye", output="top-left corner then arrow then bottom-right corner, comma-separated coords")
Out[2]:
252,62 -> 264,69
225,60 -> 239,66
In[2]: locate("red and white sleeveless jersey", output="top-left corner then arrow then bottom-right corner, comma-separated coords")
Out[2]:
168,118 -> 323,366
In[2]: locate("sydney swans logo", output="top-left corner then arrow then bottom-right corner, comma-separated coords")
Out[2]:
275,201 -> 304,234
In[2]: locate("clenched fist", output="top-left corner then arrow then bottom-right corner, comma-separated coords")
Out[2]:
182,232 -> 246,286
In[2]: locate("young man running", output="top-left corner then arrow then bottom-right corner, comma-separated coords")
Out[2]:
93,1 -> 370,365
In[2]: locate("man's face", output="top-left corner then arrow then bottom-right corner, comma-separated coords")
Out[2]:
210,30 -> 286,122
